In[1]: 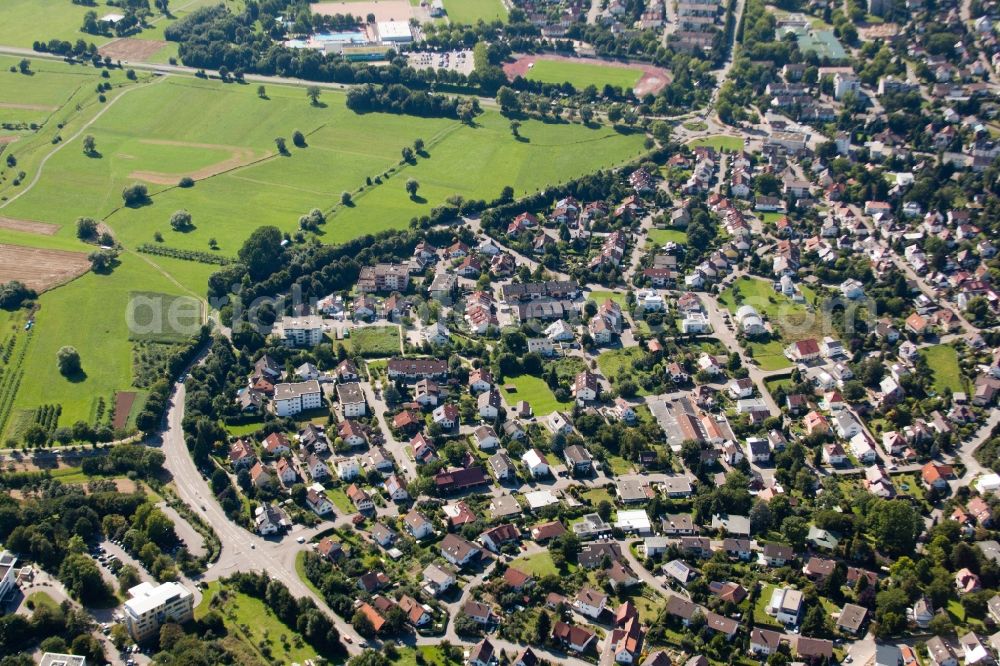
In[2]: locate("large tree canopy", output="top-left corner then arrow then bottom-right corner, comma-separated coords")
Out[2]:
238,225 -> 284,281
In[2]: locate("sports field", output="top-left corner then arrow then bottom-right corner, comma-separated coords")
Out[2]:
443,0 -> 509,24
0,59 -> 648,435
523,60 -> 643,90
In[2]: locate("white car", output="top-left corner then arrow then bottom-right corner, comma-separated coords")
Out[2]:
296,536 -> 305,544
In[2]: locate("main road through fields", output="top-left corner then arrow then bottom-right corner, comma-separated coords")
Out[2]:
0,44 -> 502,109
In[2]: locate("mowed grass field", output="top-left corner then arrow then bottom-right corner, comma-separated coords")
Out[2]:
687,135 -> 746,152
0,60 -> 647,434
443,0 -> 509,24
503,374 -> 571,416
523,60 -> 643,91
921,344 -> 964,394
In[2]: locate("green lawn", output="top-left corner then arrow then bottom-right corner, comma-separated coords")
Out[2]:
921,344 -> 964,394
760,212 -> 786,224
345,325 -> 401,357
718,276 -> 831,349
443,0 -> 508,23
510,551 -> 562,576
687,135 -> 746,152
326,488 -> 355,514
226,420 -> 265,437
588,290 -> 629,308
394,646 -> 451,666
596,347 -> 650,395
26,591 -> 60,614
647,227 -> 687,246
682,121 -> 708,132
195,581 -> 321,664
753,584 -> 782,627
748,340 -> 793,370
581,487 -> 614,505
765,376 -> 794,394
522,59 -> 644,91
503,374 -> 572,416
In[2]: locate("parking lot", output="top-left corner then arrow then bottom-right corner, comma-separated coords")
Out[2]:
406,49 -> 475,75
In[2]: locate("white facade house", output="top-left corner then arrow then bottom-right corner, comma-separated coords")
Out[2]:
682,312 -> 709,334
273,380 -> 323,417
614,510 -> 652,535
336,457 -> 361,481
522,449 -> 549,478
767,587 -> 803,625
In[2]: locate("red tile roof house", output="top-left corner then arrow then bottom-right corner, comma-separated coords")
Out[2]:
785,338 -> 821,362
921,463 -> 954,490
552,621 -> 596,653
503,567 -> 534,591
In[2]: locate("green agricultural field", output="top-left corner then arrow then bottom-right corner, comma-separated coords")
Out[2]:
523,60 -> 643,91
5,257 -> 204,435
3,76 -> 646,254
0,0 -> 113,48
442,0 -> 508,24
332,111 -> 646,238
0,61 -> 103,127
503,374 -> 571,416
687,135 -> 746,152
921,344 -> 964,394
0,0 -> 238,53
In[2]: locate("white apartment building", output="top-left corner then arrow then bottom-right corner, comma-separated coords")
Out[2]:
123,582 -> 194,641
277,315 -> 324,348
0,551 -> 17,601
273,380 -> 323,417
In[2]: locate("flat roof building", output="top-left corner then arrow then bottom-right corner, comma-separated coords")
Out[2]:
123,581 -> 194,641
377,21 -> 413,43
